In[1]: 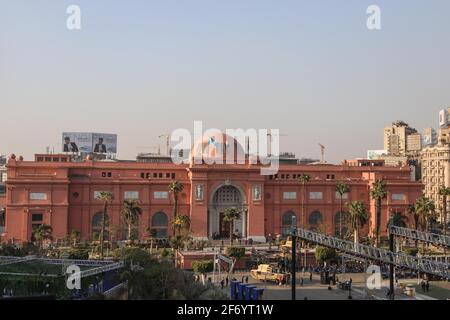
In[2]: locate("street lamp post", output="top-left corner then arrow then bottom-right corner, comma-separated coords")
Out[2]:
291,216 -> 297,301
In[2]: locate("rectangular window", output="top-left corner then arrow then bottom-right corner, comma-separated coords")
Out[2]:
309,192 -> 323,200
1,172 -> 6,182
32,214 -> 43,222
30,192 -> 47,200
154,191 -> 168,199
283,192 -> 297,200
94,191 -> 109,199
124,191 -> 139,200
335,192 -> 349,200
392,193 -> 405,201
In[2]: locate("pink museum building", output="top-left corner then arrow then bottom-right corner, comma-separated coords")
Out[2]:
0,152 -> 423,244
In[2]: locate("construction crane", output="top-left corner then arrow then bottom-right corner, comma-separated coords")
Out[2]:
318,143 -> 325,164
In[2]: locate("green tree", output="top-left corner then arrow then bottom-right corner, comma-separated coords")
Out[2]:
369,179 -> 387,247
391,212 -> 407,228
407,204 -> 420,249
335,182 -> 350,239
415,196 -> 436,232
32,224 -> 53,249
347,201 -> 368,244
121,200 -> 143,242
223,207 -> 241,245
192,260 -> 214,285
315,246 -> 337,265
96,191 -> 113,259
226,246 -> 246,273
168,181 -> 184,236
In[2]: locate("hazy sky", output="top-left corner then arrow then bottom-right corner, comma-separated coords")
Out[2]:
1,0 -> 449,163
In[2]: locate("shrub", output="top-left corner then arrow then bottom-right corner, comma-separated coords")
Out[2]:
192,260 -> 214,274
225,246 -> 246,261
67,248 -> 89,260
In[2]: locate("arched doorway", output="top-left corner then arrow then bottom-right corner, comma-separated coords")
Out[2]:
209,185 -> 247,239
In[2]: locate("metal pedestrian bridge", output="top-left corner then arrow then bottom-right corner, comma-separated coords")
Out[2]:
389,226 -> 450,248
296,228 -> 450,279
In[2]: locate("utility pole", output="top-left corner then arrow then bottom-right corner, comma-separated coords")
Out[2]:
388,222 -> 395,300
291,215 -> 297,300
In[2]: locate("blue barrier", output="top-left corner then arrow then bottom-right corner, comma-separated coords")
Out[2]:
230,281 -> 239,300
244,285 -> 256,300
237,283 -> 247,300
252,288 -> 264,300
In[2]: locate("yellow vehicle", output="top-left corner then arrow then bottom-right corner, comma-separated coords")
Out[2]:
250,264 -> 290,285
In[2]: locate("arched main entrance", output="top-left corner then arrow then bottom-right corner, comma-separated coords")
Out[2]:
208,185 -> 247,239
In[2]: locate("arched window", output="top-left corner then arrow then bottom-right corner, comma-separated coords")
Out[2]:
92,212 -> 109,240
334,212 -> 349,238
308,211 -> 323,230
281,211 -> 296,237
152,211 -> 168,238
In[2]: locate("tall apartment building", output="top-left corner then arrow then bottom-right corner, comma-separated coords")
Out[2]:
406,133 -> 422,152
423,128 -> 437,147
420,144 -> 450,224
384,121 -> 420,156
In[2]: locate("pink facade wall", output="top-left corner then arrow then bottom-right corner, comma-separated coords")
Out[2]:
2,155 -> 423,243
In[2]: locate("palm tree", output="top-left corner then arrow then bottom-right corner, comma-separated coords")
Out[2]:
298,174 -> 310,270
298,174 -> 311,230
121,200 -> 143,242
347,201 -> 368,244
168,181 -> 184,236
407,204 -> 420,249
369,179 -> 387,247
223,207 -> 241,245
415,196 -> 436,233
32,224 -> 53,249
391,212 -> 407,228
172,214 -> 191,237
335,182 -> 350,239
438,186 -> 450,236
146,227 -> 157,254
96,191 -> 113,259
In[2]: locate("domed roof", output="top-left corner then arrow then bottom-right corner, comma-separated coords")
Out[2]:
190,132 -> 246,165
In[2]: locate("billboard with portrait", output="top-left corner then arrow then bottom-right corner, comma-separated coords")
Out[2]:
92,133 -> 117,154
62,132 -> 93,153
62,132 -> 117,154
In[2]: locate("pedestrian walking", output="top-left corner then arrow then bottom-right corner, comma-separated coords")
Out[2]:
220,279 -> 225,289
421,280 -> 426,292
226,277 -> 229,287
425,280 -> 430,292
245,276 -> 249,283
